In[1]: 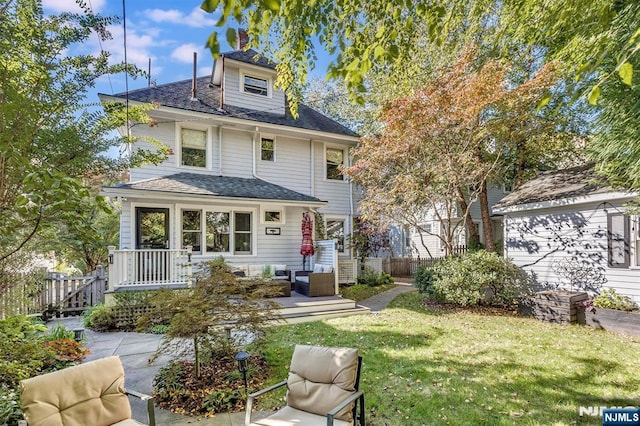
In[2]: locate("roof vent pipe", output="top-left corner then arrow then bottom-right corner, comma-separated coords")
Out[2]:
190,52 -> 198,101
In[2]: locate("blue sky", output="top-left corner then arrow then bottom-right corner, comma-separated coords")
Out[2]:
43,0 -> 331,104
44,0 -> 236,102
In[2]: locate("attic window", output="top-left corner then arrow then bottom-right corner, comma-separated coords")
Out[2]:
243,75 -> 268,96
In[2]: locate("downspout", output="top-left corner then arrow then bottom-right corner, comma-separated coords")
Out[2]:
310,139 -> 315,196
251,127 -> 276,184
218,126 -> 223,175
252,126 -> 258,177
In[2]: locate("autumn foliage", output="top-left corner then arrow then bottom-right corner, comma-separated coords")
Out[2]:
346,48 -> 579,253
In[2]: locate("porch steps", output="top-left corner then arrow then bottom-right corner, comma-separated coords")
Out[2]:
273,294 -> 371,324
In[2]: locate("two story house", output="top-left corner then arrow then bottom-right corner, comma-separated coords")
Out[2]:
101,48 -> 359,290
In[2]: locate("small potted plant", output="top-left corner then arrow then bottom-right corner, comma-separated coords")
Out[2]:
576,288 -> 640,337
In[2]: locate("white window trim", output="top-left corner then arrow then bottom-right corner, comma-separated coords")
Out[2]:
632,215 -> 640,268
261,206 -> 285,225
176,123 -> 212,170
178,205 -> 257,257
240,71 -> 272,98
324,145 -> 348,182
260,135 -> 276,162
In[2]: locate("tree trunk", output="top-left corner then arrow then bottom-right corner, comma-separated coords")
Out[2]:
455,185 -> 479,249
478,180 -> 495,252
514,137 -> 526,189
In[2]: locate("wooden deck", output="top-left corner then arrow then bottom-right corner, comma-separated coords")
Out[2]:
272,292 -> 370,323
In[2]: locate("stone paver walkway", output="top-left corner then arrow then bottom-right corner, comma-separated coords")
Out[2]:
47,281 -> 415,425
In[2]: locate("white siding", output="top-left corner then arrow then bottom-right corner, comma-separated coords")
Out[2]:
255,135 -> 312,194
313,141 -> 352,214
220,128 -> 253,178
504,200 -> 640,303
223,65 -> 285,115
129,121 -> 178,182
119,200 -> 132,249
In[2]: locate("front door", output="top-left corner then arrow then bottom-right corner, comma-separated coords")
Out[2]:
135,208 -> 170,283
136,208 -> 169,249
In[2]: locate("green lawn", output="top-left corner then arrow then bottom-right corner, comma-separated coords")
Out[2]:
339,283 -> 396,301
254,292 -> 640,425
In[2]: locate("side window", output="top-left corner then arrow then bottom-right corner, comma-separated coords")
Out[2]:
206,212 -> 230,253
261,138 -> 275,161
326,148 -> 344,180
181,128 -> 207,168
182,210 -> 202,253
608,213 -> 629,268
234,212 -> 252,254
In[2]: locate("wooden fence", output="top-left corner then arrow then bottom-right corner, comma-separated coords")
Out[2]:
382,247 -> 467,277
0,266 -> 108,319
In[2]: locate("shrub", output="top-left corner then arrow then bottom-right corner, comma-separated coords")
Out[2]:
0,385 -> 21,426
430,250 -> 534,307
0,316 -> 55,388
414,266 -> 438,297
43,338 -> 90,369
357,267 -> 394,287
83,303 -> 115,331
44,324 -> 75,341
593,288 -> 638,311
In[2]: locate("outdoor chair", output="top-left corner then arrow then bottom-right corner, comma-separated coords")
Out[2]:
20,356 -> 155,426
245,344 -> 365,426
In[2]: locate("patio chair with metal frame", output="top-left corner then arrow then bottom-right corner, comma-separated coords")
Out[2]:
245,344 -> 365,426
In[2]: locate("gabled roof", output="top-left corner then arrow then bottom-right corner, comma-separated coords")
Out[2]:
106,173 -> 324,204
492,164 -> 624,212
100,48 -> 358,138
223,48 -> 277,69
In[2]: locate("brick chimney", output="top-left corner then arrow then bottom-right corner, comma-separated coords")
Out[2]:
236,28 -> 249,50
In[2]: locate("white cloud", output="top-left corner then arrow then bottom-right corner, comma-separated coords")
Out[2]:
43,0 -> 106,13
144,7 -> 217,28
171,43 -> 207,64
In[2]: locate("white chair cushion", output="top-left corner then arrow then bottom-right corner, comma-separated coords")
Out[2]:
248,265 -> 264,277
313,264 -> 324,273
274,264 -> 287,271
296,276 -> 309,284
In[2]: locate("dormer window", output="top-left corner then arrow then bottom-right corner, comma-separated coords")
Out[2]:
242,74 -> 269,97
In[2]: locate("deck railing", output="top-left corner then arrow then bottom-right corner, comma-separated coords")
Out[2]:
107,247 -> 193,290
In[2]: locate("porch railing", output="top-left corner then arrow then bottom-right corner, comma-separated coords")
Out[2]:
108,247 -> 193,290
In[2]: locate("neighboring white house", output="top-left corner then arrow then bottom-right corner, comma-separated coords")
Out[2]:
492,164 -> 640,303
393,186 -> 507,258
100,48 -> 360,290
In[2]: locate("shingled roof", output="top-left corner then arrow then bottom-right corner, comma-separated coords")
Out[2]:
101,50 -> 357,137
223,48 -> 277,69
108,173 -> 324,203
493,164 -> 613,210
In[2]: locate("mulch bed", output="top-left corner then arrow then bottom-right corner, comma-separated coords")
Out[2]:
154,353 -> 270,417
421,299 -> 520,317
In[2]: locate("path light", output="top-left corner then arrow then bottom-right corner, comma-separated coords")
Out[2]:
235,351 -> 249,394
73,328 -> 85,342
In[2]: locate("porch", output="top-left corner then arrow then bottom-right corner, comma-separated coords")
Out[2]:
107,246 -> 193,292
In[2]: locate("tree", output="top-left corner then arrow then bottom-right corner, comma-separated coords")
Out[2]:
588,2 -> 640,191
139,258 -> 281,378
0,0 -> 169,272
304,77 -> 381,137
346,48 -> 579,253
201,0 -> 638,110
